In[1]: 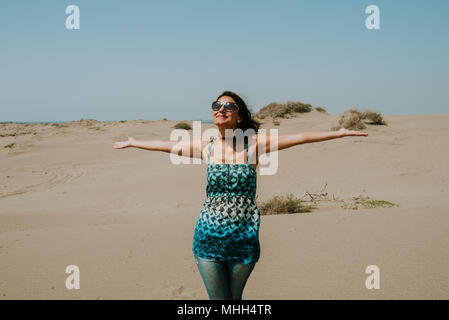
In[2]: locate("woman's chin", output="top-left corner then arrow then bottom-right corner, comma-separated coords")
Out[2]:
214,118 -> 228,124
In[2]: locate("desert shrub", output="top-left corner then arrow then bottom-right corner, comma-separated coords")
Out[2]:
259,193 -> 316,215
173,122 -> 192,130
256,101 -> 313,119
360,108 -> 387,125
314,106 -> 327,113
51,123 -> 69,128
88,126 -> 105,131
0,133 -> 16,137
1,131 -> 36,137
336,195 -> 398,210
77,119 -> 101,127
346,107 -> 362,115
332,107 -> 387,130
257,102 -> 289,119
4,143 -> 15,148
332,111 -> 366,130
285,101 -> 312,113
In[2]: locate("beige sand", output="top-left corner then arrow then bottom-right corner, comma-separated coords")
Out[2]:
1,112 -> 448,299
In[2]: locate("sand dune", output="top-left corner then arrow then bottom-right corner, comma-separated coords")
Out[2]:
1,111 -> 448,299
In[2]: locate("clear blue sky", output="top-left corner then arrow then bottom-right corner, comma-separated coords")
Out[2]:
1,0 -> 448,122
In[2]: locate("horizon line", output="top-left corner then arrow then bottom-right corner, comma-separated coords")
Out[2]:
2,113 -> 449,124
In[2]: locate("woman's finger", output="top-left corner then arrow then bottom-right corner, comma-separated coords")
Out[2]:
113,141 -> 127,148
352,131 -> 368,136
340,129 -> 368,136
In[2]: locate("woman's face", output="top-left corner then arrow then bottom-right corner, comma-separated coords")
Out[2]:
212,96 -> 241,127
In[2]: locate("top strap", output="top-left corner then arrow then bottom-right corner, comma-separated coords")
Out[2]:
207,136 -> 250,164
245,137 -> 250,164
207,136 -> 215,164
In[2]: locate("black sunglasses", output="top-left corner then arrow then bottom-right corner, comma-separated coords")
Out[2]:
211,100 -> 238,111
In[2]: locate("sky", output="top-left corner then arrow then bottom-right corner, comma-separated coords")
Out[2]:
1,0 -> 448,122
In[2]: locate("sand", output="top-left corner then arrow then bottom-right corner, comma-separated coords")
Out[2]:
1,112 -> 448,299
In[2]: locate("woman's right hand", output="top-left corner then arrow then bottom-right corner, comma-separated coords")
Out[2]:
113,137 -> 136,149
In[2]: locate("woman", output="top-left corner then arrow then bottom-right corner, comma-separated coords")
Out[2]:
112,90 -> 368,300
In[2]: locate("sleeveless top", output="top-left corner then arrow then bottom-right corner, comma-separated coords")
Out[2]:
192,136 -> 261,264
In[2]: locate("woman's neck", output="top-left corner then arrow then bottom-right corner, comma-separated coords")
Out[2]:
218,127 -> 236,140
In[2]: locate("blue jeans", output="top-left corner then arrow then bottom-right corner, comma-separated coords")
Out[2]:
194,254 -> 256,300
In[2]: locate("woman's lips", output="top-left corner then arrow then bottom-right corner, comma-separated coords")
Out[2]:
216,115 -> 227,118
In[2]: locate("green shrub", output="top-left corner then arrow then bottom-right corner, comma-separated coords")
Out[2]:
332,111 -> 366,130
285,101 -> 312,113
337,195 -> 399,210
262,102 -> 290,118
361,108 -> 387,125
259,193 -> 316,215
173,122 -> 192,130
256,101 -> 313,119
347,107 -> 362,115
332,107 -> 387,130
314,106 -> 327,113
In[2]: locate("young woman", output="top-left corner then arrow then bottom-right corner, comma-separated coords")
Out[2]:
112,90 -> 368,300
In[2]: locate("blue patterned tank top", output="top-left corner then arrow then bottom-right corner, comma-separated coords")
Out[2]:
192,136 -> 261,264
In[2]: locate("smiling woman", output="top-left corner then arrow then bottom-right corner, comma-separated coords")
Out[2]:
112,90 -> 368,300
211,91 -> 261,140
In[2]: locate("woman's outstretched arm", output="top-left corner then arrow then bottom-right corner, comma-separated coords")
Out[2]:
112,137 -> 207,160
257,128 -> 368,154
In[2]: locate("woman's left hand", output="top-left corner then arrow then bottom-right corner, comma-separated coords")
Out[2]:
338,128 -> 369,137
113,137 -> 136,149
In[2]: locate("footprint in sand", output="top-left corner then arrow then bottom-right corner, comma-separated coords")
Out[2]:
94,217 -> 134,226
160,284 -> 186,298
0,167 -> 85,199
171,286 -> 185,296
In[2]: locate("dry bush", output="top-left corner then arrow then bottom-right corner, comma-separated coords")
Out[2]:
256,102 -> 289,119
4,143 -> 15,148
256,101 -> 313,119
77,119 -> 102,127
173,122 -> 192,130
51,123 -> 70,128
285,101 -> 312,113
314,106 -> 327,113
331,111 -> 367,130
335,194 -> 398,210
258,193 -> 316,215
360,108 -> 387,125
332,107 -> 387,130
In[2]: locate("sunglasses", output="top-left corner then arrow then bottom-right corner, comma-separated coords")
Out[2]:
211,100 -> 238,112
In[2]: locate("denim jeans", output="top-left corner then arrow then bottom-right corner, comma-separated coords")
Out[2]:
194,254 -> 256,300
